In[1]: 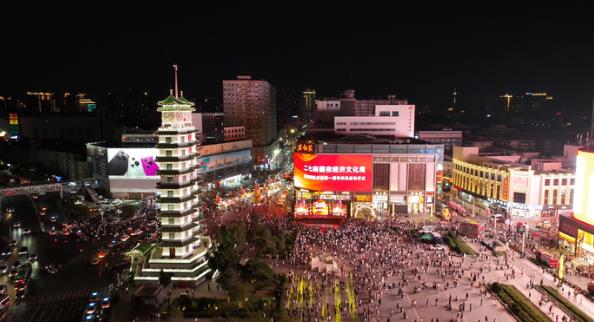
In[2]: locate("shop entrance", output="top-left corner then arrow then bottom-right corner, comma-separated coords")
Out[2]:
407,194 -> 425,214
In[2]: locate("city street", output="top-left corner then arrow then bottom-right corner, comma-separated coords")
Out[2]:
1,194 -> 112,322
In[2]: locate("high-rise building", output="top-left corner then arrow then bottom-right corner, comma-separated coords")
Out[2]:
192,112 -> 224,144
136,68 -> 211,285
223,75 -> 277,166
26,92 -> 57,113
302,89 -> 316,122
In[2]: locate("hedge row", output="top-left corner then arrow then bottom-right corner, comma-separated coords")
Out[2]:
537,285 -> 594,322
490,283 -> 552,322
445,232 -> 477,255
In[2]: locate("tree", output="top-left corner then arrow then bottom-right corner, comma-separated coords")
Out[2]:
120,204 -> 138,219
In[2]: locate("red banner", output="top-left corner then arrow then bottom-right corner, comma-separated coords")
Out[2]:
293,153 -> 373,192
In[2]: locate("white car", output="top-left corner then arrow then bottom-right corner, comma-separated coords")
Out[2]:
430,244 -> 445,251
0,265 -> 8,275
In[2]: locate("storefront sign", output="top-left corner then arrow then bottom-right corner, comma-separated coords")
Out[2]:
354,194 -> 372,202
559,215 -> 578,236
296,143 -> 315,153
502,177 -> 509,201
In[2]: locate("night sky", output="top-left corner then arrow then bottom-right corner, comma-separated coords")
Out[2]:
1,2 -> 593,113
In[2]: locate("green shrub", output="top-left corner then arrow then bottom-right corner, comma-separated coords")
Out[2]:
445,232 -> 477,256
490,283 -> 552,322
538,285 -> 594,322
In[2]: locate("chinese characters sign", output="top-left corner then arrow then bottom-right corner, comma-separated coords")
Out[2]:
296,143 -> 315,153
293,153 -> 373,192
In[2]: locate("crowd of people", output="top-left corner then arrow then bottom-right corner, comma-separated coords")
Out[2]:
263,218 -> 536,322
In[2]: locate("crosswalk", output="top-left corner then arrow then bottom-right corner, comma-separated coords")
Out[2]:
25,286 -> 109,306
9,287 -> 110,322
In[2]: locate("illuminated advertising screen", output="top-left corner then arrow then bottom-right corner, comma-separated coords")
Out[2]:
197,149 -> 252,174
293,153 -> 373,192
107,148 -> 160,178
294,198 -> 348,219
573,150 -> 594,225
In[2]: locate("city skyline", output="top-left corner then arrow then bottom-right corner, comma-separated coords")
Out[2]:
0,3 -> 592,114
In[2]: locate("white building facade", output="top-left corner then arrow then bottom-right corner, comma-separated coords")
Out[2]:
334,105 -> 415,138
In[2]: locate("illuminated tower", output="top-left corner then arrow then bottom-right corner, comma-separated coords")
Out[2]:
137,65 -> 211,285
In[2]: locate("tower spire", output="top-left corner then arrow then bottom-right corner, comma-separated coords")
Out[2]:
173,64 -> 179,98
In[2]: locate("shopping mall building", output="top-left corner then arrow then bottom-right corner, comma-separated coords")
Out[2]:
293,132 -> 444,219
452,146 -> 575,218
86,135 -> 252,199
558,148 -> 594,258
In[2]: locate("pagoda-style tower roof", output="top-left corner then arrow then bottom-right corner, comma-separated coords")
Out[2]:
157,91 -> 195,112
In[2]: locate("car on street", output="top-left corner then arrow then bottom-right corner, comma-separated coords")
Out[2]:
15,287 -> 27,300
49,227 -> 57,236
23,228 -> 32,235
89,291 -> 100,302
8,267 -> 18,278
90,259 -> 100,266
120,234 -> 130,242
0,284 -> 7,295
31,194 -> 39,199
11,221 -> 21,229
0,265 -> 8,275
29,254 -> 37,262
85,302 -> 98,315
18,247 -> 28,256
1,248 -> 12,258
49,215 -> 58,223
97,250 -> 108,259
100,296 -> 111,309
9,240 -> 17,248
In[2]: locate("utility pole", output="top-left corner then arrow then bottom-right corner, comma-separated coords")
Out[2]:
521,228 -> 526,256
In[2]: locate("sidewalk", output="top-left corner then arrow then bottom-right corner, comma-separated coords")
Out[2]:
468,240 -> 594,321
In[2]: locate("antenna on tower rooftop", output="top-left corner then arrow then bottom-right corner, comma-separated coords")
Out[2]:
173,64 -> 179,98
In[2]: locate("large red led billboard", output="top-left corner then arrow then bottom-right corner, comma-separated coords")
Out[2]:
293,153 -> 373,192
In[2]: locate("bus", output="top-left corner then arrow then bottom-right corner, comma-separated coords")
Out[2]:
535,250 -> 558,268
